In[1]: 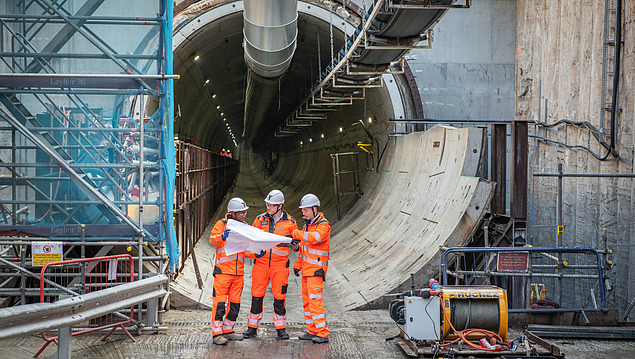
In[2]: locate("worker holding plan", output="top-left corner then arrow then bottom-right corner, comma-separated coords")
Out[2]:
209,197 -> 261,345
243,190 -> 298,340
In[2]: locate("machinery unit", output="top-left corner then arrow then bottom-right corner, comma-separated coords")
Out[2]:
390,285 -> 508,342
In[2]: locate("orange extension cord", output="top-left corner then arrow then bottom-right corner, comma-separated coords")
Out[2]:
437,295 -> 509,351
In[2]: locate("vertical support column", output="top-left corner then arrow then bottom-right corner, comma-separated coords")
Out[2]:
56,326 -> 72,359
510,118 -> 528,309
491,124 -> 507,215
137,92 -> 145,329
511,118 -> 528,242
556,163 -> 563,306
332,154 -> 341,220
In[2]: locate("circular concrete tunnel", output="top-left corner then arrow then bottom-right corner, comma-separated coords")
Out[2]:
171,1 -> 493,310
173,1 -> 404,221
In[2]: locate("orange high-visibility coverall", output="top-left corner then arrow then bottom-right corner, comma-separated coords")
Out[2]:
209,213 -> 254,338
247,211 -> 298,330
292,212 -> 331,338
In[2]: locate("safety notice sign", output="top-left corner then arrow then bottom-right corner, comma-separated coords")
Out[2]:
32,242 -> 63,266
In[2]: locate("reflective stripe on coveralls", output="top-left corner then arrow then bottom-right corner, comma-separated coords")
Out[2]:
248,210 -> 298,329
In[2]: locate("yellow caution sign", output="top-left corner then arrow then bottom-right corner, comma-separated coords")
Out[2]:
32,242 -> 63,266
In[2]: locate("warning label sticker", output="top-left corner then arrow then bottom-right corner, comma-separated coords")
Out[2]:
32,242 -> 63,266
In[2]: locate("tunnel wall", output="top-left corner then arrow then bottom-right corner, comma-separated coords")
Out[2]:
327,126 -> 493,309
517,0 -> 635,317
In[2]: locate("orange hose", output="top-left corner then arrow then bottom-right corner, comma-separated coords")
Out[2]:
438,295 -> 507,351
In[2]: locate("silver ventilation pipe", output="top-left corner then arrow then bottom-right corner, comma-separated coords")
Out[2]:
242,0 -> 298,149
243,0 -> 298,78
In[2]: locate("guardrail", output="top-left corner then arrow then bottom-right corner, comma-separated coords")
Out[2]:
0,274 -> 167,358
441,247 -> 606,314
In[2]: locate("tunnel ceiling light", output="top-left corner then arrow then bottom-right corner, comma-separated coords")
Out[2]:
205,78 -> 209,85
321,134 -> 324,138
300,141 -> 303,145
339,127 -> 343,132
309,138 -> 312,142
223,118 -> 226,121
216,105 -> 220,109
194,54 -> 200,61
212,94 -> 216,98
220,112 -> 224,116
368,117 -> 372,123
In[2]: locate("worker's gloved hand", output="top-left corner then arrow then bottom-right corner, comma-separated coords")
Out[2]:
293,268 -> 300,277
221,229 -> 230,240
289,242 -> 299,251
254,250 -> 266,258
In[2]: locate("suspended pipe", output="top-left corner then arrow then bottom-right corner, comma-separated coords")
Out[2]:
242,0 -> 298,149
243,0 -> 298,78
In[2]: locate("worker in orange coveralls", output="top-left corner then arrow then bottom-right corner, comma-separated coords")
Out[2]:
209,197 -> 265,345
242,190 -> 298,340
292,194 -> 331,344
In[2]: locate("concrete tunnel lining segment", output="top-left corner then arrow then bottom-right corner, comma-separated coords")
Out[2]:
172,126 -> 493,310
170,0 -> 492,311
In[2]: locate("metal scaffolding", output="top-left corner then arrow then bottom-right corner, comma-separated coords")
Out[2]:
0,0 -> 177,315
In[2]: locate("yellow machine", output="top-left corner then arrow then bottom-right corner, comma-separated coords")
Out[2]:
439,286 -> 508,342
390,285 -> 508,343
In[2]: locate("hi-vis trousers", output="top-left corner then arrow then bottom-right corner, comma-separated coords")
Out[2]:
210,274 -> 243,337
301,275 -> 329,338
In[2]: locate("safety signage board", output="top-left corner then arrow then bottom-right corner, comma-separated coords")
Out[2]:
32,242 -> 63,266
497,251 -> 529,271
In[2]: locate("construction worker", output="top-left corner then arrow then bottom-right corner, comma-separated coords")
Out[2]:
243,190 -> 299,340
292,194 -> 330,344
209,197 -> 265,345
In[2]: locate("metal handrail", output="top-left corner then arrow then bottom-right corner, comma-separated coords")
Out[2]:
0,274 -> 167,340
441,246 -> 606,313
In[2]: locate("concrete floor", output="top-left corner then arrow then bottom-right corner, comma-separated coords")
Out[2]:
3,309 -> 635,358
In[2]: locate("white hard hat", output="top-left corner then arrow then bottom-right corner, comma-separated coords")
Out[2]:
299,193 -> 320,208
227,197 -> 249,212
265,189 -> 284,205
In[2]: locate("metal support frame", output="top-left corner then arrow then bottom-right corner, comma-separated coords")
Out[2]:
441,246 -> 606,314
331,151 -> 374,220
0,0 -> 176,313
387,0 -> 471,10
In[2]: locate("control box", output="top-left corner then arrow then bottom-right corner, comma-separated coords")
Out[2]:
404,295 -> 441,340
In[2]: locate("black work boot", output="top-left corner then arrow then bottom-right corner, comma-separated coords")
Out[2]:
277,328 -> 290,340
312,335 -> 329,344
298,332 -> 317,340
243,327 -> 257,339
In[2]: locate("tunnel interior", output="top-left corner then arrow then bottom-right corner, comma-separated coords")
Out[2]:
173,3 -> 399,220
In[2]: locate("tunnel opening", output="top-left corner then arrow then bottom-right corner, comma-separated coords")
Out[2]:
170,1 -> 494,312
172,1 -> 401,223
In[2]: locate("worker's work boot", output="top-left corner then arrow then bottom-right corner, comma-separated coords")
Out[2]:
277,328 -> 290,340
298,332 -> 317,340
243,327 -> 258,339
213,335 -> 228,345
224,332 -> 243,341
312,335 -> 329,344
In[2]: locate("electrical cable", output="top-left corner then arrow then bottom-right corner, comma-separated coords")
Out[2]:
437,295 -> 508,351
424,296 -> 439,340
529,134 -> 611,161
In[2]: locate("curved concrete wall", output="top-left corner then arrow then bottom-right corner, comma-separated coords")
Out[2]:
327,125 -> 493,309
172,125 -> 493,309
